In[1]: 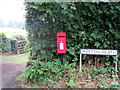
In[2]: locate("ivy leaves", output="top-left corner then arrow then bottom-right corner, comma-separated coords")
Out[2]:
25,2 -> 120,63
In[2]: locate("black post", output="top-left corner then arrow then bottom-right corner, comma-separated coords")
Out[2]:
61,54 -> 64,65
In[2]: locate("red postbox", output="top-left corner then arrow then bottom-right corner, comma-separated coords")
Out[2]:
57,32 -> 66,53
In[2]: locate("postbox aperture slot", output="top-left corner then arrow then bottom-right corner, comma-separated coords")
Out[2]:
58,36 -> 65,37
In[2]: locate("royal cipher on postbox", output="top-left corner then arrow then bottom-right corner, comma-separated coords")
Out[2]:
57,32 -> 66,53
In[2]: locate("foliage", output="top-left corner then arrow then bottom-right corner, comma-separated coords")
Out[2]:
10,34 -> 26,41
18,65 -> 120,88
62,63 -> 76,87
24,60 -> 62,85
25,60 -> 74,86
25,2 -> 120,63
0,33 -> 11,52
25,2 -> 120,86
24,60 -> 78,86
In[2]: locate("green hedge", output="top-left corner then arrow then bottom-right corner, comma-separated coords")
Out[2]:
24,2 -> 120,86
25,2 -> 120,69
0,33 -> 12,52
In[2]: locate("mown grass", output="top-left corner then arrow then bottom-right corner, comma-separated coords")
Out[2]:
0,53 -> 29,61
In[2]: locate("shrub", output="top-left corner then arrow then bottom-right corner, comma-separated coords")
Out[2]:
24,60 -> 76,86
25,60 -> 63,84
11,34 -> 26,41
0,33 -> 11,52
25,2 -> 120,64
25,2 -> 120,84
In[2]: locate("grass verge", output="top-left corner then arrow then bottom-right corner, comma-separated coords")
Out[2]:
8,57 -> 29,64
1,53 -> 29,61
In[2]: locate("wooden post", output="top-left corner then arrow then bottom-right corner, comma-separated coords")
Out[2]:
15,40 -> 18,54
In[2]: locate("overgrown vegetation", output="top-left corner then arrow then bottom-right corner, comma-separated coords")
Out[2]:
17,61 -> 120,88
0,33 -> 11,52
23,2 -> 120,88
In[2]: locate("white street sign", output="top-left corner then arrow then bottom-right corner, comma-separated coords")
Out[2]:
81,49 -> 117,55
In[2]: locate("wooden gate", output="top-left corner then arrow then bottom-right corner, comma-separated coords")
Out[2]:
15,40 -> 28,54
